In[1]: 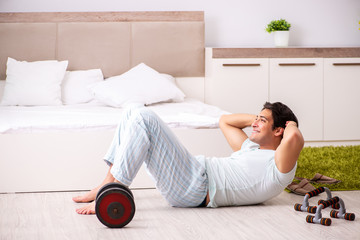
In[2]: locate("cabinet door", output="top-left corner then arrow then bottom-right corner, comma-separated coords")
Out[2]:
205,55 -> 269,114
324,58 -> 360,140
269,58 -> 323,141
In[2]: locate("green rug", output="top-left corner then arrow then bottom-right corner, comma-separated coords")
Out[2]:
293,145 -> 360,191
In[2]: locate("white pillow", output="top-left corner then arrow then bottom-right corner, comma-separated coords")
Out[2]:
89,63 -> 185,107
0,57 -> 68,106
160,73 -> 176,84
62,69 -> 103,105
0,80 -> 5,100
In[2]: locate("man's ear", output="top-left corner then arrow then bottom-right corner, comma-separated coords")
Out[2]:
274,127 -> 284,137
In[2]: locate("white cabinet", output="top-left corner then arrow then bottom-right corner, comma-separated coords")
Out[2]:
205,48 -> 360,142
205,49 -> 268,114
269,58 -> 323,141
324,58 -> 360,140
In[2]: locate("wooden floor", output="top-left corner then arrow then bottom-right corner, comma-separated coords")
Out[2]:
1,189 -> 359,240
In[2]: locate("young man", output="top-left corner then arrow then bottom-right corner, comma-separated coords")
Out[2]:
73,102 -> 304,213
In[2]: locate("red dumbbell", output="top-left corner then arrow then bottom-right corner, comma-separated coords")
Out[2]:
95,182 -> 135,228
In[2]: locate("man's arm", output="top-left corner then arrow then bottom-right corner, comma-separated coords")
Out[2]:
219,113 -> 256,151
275,121 -> 304,173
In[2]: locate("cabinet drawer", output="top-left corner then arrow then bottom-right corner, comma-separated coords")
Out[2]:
269,58 -> 323,141
205,58 -> 269,114
324,58 -> 360,140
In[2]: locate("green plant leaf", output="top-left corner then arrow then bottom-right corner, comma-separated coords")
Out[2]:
266,19 -> 291,33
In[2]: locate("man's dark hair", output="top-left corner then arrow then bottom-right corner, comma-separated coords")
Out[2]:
262,102 -> 298,130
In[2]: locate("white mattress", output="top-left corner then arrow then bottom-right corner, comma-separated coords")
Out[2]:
0,98 -> 229,134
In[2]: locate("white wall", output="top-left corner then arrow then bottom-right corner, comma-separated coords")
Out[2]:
1,0 -> 359,47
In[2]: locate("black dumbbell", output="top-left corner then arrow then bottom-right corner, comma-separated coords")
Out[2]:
95,182 -> 135,228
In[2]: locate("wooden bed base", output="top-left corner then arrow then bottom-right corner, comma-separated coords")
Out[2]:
0,128 -> 231,193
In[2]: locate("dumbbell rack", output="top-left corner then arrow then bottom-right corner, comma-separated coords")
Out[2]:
294,187 -> 355,226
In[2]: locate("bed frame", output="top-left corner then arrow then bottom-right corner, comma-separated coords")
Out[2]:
0,12 -> 232,193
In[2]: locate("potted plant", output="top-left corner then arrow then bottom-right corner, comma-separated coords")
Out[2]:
266,19 -> 291,47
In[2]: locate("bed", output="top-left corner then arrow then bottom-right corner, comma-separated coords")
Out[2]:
0,12 -> 232,193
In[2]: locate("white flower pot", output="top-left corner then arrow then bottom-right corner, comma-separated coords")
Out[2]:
273,31 -> 289,47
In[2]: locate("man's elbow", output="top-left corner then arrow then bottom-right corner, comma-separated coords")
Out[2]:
288,130 -> 305,149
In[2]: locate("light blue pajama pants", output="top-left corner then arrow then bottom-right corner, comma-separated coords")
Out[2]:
103,106 -> 208,207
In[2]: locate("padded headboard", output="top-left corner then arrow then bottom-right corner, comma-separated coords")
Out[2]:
0,12 -> 205,79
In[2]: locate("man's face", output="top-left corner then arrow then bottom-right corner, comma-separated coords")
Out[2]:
249,109 -> 276,146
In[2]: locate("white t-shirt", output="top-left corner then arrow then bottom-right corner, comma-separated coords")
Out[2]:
201,138 -> 296,208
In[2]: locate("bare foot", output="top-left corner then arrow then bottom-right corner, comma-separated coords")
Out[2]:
72,186 -> 100,203
76,202 -> 96,215
73,167 -> 115,203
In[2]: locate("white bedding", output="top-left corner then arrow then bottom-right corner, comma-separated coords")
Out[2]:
0,98 -> 229,134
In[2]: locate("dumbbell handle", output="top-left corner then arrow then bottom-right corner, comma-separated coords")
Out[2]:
294,203 -> 317,213
306,187 -> 325,198
319,196 -> 339,209
330,210 -> 356,221
306,215 -> 332,226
